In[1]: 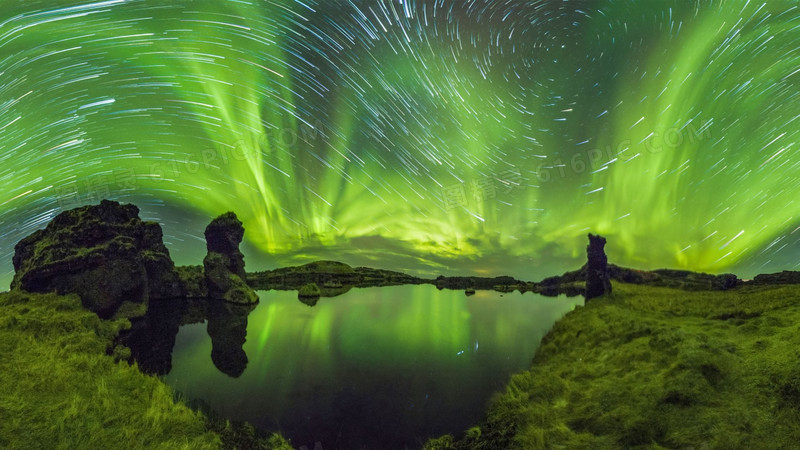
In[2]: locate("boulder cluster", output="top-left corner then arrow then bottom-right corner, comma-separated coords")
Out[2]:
11,200 -> 258,318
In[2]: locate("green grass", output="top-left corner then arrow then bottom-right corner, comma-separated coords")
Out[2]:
426,282 -> 800,449
0,290 -> 292,449
12,280 -> 800,449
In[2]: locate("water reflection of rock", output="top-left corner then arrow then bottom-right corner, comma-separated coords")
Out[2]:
298,295 -> 319,307
297,284 -> 354,307
320,284 -> 352,298
207,301 -> 255,378
117,299 -> 185,375
118,298 -> 254,378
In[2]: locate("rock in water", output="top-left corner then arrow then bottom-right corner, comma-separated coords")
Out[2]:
11,200 -> 183,318
585,233 -> 612,300
203,212 -> 258,304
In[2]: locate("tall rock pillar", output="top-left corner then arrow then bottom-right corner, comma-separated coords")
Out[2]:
203,212 -> 258,304
586,233 -> 612,300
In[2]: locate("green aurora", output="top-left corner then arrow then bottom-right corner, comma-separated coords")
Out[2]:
1,0 -> 799,284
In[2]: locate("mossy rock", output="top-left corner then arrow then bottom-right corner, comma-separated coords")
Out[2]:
221,279 -> 259,305
176,265 -> 208,297
204,252 -> 258,305
202,212 -> 257,305
11,200 -> 183,318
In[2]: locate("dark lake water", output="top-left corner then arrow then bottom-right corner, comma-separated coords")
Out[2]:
161,285 -> 583,449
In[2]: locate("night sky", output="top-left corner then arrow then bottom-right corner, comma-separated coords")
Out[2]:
2,0 -> 799,288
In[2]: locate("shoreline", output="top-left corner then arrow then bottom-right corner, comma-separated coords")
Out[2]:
5,268 -> 800,448
426,281 -> 800,448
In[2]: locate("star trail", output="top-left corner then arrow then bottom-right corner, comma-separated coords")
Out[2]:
2,0 -> 799,285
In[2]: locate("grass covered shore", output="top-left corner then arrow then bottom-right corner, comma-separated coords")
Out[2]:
0,290 -> 292,449
8,280 -> 800,449
427,282 -> 800,449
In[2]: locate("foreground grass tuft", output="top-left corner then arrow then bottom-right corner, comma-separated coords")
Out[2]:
427,282 -> 800,449
0,290 -> 292,449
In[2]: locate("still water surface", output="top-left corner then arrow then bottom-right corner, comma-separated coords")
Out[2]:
164,285 -> 582,449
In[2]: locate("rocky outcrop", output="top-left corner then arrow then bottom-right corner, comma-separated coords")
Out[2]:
539,264 -> 738,295
11,200 -> 182,318
203,212 -> 258,304
585,234 -> 612,300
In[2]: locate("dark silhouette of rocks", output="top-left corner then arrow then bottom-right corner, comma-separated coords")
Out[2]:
539,264 -> 739,296
203,212 -> 258,305
205,212 -> 247,278
207,301 -> 254,377
10,201 -> 263,316
117,297 -> 254,378
11,200 -> 182,318
585,234 -> 612,300
116,298 -> 185,375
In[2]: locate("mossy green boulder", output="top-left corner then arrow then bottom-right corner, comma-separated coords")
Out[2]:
297,282 -> 321,306
11,200 -> 183,318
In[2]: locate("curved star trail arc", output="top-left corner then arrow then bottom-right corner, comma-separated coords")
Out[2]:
1,0 -> 799,284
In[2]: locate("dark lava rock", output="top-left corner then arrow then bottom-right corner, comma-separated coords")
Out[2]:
203,212 -> 258,304
585,233 -> 612,300
204,212 -> 246,278
11,200 -> 182,318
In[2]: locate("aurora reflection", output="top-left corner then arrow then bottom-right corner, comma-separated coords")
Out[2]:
165,286 -> 583,448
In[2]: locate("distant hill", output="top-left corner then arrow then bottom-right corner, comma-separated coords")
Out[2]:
246,260 -> 763,298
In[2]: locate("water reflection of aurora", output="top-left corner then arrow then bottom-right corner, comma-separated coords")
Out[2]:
2,1 -> 800,285
165,286 -> 582,447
